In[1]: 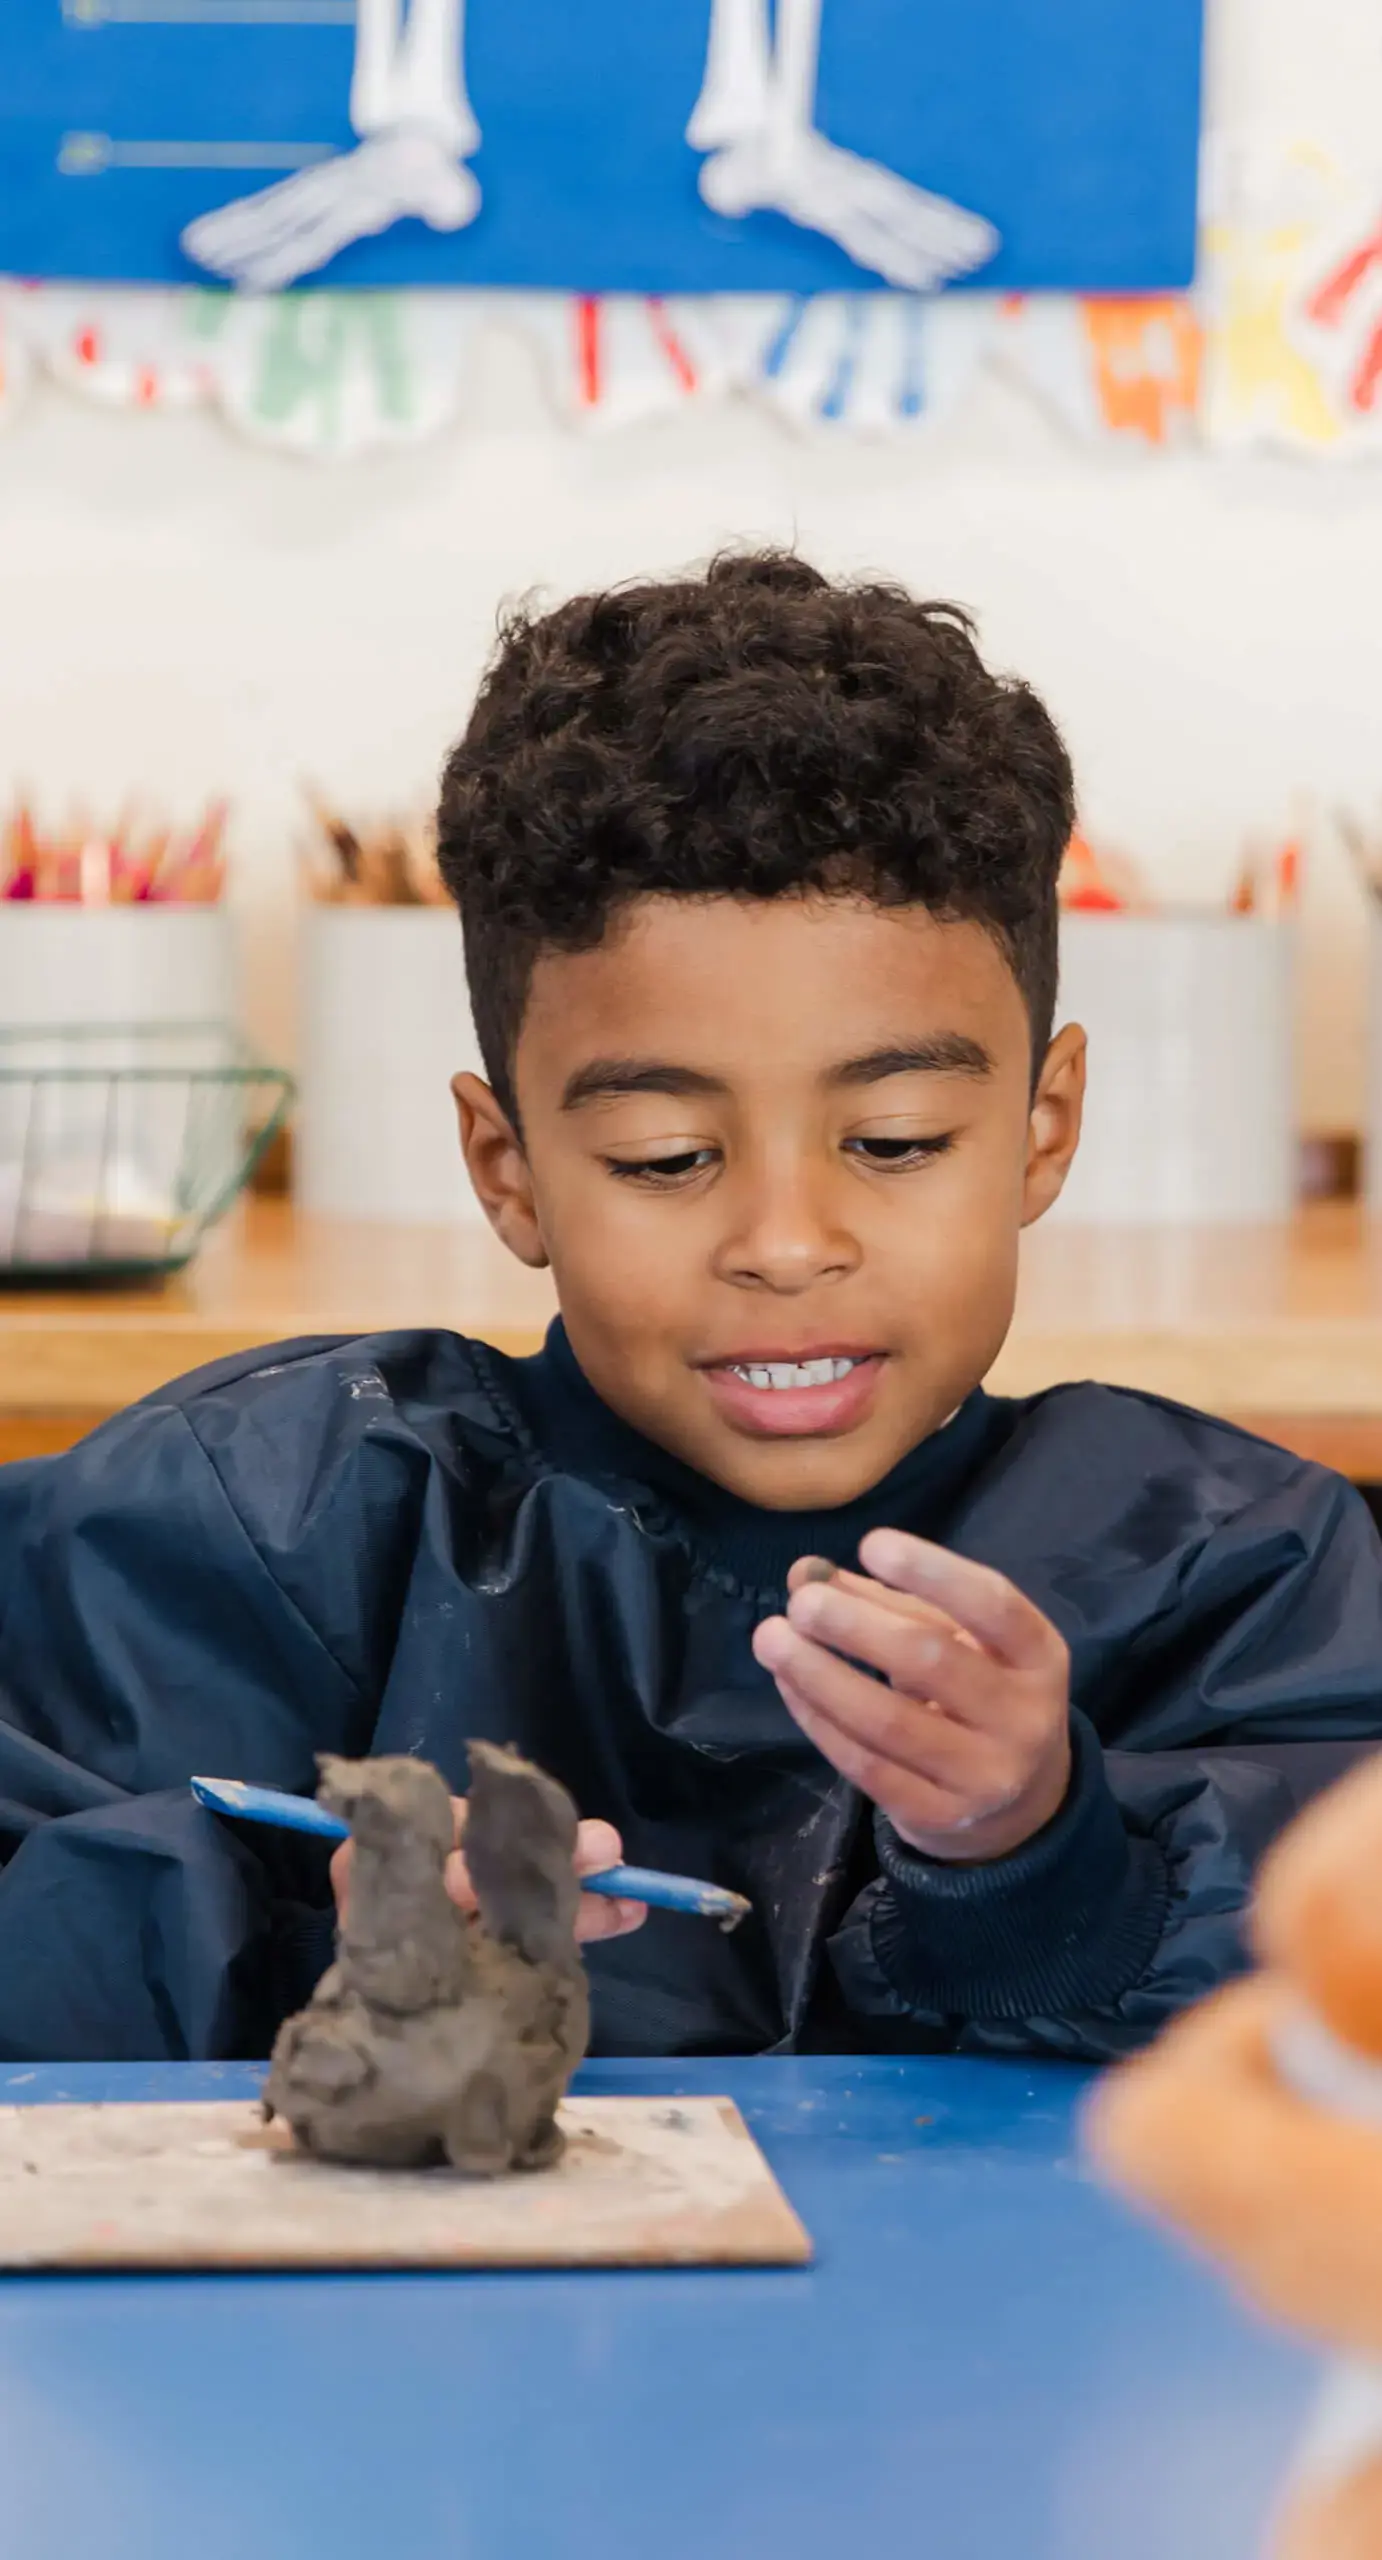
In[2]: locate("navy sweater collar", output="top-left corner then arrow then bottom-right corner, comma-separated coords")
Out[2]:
512,1320 -> 1004,1590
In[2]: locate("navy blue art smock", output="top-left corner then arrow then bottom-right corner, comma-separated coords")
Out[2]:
0,1322 -> 1378,2063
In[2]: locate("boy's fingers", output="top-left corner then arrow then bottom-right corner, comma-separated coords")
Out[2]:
785,1579 -> 1005,1727
576,1896 -> 648,1943
343,1809 -> 632,1938
775,1675 -> 973,1838
444,1848 -> 479,1911
573,1818 -> 624,1877
757,1617 -> 1015,1793
574,1821 -> 640,1934
789,1557 -> 972,1642
787,1555 -> 837,1595
857,1530 -> 1063,1674
448,1817 -> 629,1928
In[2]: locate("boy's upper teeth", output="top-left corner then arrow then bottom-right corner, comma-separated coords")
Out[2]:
732,1357 -> 860,1389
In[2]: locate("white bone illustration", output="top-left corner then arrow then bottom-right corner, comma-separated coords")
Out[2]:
687,0 -> 998,291
180,0 -> 1000,296
182,0 -> 479,293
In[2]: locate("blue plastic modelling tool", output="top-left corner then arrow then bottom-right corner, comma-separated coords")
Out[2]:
190,1776 -> 752,1928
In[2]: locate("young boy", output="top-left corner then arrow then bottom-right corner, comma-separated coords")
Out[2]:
1,549 -> 1380,2066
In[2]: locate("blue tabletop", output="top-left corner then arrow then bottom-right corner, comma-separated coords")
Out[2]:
0,2056 -> 1312,2560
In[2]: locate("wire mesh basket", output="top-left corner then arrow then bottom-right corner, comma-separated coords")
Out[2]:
0,1024 -> 293,1281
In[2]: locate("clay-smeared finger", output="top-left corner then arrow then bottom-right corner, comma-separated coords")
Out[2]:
788,1555 -> 971,1642
785,1579 -> 1006,1727
761,1623 -> 995,1788
755,1614 -> 1006,1780
787,1556 -> 839,1594
858,1530 -> 1064,1674
773,1673 -> 973,1838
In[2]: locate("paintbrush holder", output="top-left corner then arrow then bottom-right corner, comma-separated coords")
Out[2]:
1053,915 -> 1296,1224
298,907 -> 485,1221
0,905 -> 235,1031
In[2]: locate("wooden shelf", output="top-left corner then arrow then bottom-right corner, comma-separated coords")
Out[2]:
6,1199 -> 1382,1479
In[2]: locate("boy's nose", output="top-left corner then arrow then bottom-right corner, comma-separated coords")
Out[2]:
713,1164 -> 861,1292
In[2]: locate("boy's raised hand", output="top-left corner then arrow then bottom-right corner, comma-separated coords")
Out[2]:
752,1530 -> 1072,1863
331,1802 -> 648,1943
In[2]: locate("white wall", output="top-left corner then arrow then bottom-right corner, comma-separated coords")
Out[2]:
1,0 -> 1380,1129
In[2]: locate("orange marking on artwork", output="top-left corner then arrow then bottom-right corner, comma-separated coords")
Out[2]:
1081,296 -> 1202,445
646,297 -> 697,395
1351,323 -> 1382,414
577,297 -> 601,407
1309,221 -> 1382,328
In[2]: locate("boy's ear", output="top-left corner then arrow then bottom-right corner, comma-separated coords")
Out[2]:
452,1073 -> 549,1269
1020,1023 -> 1086,1229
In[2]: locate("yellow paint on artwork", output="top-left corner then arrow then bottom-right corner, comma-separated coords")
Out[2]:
1203,219 -> 1339,447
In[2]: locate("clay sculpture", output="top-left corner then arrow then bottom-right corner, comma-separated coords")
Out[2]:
264,1743 -> 590,2173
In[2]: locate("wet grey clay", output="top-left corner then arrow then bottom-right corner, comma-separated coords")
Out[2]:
264,1744 -> 590,2173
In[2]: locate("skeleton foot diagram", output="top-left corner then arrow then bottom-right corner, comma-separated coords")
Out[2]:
179,0 -> 998,294
687,0 -> 999,291
182,0 -> 480,293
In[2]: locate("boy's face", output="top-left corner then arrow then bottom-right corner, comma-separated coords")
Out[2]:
458,896 -> 1084,1510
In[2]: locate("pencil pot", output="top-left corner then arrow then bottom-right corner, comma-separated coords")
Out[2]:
297,908 -> 485,1222
1053,915 -> 1295,1224
0,905 -> 235,1030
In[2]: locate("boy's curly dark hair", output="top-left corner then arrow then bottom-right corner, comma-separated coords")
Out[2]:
437,551 -> 1073,1120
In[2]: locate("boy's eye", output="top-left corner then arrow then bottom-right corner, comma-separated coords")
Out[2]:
844,1134 -> 955,1167
604,1149 -> 719,1186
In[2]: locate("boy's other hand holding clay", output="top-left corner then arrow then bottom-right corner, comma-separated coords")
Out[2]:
332,1800 -> 647,1943
753,1531 -> 1072,1863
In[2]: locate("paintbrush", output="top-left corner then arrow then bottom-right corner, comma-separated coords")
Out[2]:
190,1776 -> 752,1929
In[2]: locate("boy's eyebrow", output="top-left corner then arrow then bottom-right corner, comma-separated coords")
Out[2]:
561,1059 -> 728,1110
561,1038 -> 994,1110
828,1036 -> 994,1085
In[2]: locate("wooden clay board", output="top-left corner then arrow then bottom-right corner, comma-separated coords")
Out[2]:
0,2097 -> 812,2271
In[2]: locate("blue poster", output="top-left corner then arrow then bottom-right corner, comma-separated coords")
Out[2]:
0,2 -> 1204,297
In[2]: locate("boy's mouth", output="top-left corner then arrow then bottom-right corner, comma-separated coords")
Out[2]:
698,1350 -> 886,1439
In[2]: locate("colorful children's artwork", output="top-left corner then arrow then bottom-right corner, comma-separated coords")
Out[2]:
723,287 -> 1005,432
1302,208 -> 1382,423
0,0 -> 1204,295
524,293 -> 730,432
8,277 -> 483,454
1195,138 -> 1373,458
1200,222 -> 1341,455
1002,292 -> 1203,448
